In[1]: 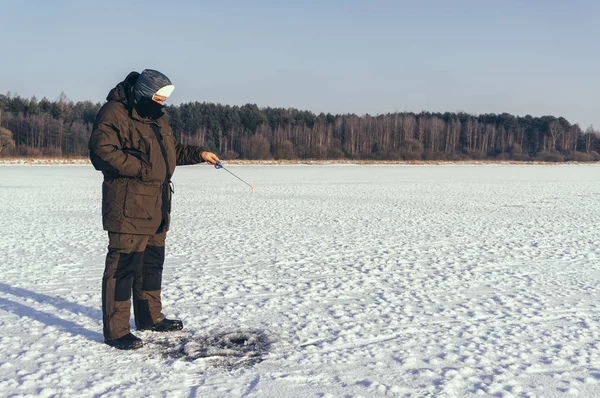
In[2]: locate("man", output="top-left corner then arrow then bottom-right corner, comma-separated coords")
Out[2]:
89,69 -> 219,350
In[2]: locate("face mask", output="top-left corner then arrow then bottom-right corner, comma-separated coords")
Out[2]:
135,98 -> 164,119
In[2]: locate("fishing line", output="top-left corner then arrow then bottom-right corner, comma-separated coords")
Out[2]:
214,161 -> 254,192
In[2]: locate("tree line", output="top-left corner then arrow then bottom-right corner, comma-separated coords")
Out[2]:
1,92 -> 599,162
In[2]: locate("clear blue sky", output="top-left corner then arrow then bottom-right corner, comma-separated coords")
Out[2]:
1,0 -> 598,128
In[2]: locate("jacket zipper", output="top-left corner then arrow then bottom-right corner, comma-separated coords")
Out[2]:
150,122 -> 171,227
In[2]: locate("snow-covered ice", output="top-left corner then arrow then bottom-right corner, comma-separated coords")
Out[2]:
1,164 -> 599,397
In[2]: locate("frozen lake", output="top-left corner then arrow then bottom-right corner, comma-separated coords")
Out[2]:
0,164 -> 599,397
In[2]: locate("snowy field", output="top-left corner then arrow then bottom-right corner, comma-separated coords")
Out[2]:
1,164 -> 599,398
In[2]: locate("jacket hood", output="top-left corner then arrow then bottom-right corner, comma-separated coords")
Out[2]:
106,72 -> 140,109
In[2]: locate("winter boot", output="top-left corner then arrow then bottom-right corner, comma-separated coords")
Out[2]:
105,333 -> 143,350
139,318 -> 183,332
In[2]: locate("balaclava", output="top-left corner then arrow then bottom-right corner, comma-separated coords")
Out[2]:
133,69 -> 175,119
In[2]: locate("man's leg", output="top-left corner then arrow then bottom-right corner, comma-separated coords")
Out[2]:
102,232 -> 149,341
133,230 -> 167,329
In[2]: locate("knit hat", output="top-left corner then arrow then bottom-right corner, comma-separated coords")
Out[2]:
133,69 -> 175,103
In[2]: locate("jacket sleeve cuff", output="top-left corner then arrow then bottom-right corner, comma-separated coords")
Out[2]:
195,147 -> 207,163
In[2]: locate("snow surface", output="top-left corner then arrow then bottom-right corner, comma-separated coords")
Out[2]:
1,164 -> 599,397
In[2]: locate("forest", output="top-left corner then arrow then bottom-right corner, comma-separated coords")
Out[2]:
0,92 -> 598,162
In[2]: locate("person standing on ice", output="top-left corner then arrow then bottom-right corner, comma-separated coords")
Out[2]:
89,69 -> 220,350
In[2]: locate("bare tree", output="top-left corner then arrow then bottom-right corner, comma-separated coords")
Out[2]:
242,134 -> 271,159
548,120 -> 564,151
0,126 -> 15,155
584,125 -> 596,153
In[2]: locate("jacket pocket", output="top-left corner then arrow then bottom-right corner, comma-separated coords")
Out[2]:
133,126 -> 154,153
123,181 -> 161,220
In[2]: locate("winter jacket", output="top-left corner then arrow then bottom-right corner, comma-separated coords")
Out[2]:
89,72 -> 206,234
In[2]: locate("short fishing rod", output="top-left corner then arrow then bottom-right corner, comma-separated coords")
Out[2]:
214,161 -> 254,192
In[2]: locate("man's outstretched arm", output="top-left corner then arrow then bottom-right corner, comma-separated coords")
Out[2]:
175,143 -> 220,165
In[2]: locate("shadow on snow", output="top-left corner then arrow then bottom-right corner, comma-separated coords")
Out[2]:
0,282 -> 102,342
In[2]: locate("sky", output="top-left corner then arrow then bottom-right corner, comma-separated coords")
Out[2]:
1,0 -> 598,128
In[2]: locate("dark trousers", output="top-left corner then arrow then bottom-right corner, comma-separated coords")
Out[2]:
102,231 -> 166,340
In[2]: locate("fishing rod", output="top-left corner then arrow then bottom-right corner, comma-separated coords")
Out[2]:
214,161 -> 254,192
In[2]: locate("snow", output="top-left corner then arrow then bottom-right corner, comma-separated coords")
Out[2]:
0,164 -> 599,397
